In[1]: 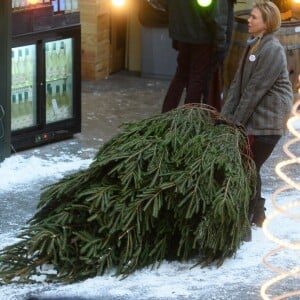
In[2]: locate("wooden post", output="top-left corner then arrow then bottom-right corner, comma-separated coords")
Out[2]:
0,1 -> 12,162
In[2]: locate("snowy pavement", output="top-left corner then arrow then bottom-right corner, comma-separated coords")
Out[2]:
1,135 -> 299,300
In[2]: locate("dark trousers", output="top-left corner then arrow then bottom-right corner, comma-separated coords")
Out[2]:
249,135 -> 281,218
161,41 -> 213,113
207,64 -> 223,111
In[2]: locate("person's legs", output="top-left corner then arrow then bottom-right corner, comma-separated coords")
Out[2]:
249,135 -> 281,226
161,42 -> 190,113
184,43 -> 213,104
207,64 -> 223,111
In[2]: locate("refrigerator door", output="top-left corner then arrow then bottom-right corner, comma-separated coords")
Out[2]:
45,38 -> 73,124
11,45 -> 37,131
11,24 -> 81,151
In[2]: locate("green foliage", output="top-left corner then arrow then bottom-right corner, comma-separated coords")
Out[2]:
0,104 -> 256,284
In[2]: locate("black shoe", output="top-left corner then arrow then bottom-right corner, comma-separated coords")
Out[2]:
252,197 -> 266,227
243,227 -> 252,242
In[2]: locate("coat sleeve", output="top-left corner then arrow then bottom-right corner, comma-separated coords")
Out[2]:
232,43 -> 287,125
221,49 -> 246,121
221,74 -> 240,121
210,0 -> 230,51
197,0 -> 229,51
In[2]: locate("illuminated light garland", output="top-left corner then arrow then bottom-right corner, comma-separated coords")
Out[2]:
281,137 -> 299,159
275,160 -> 300,190
271,185 -> 300,219
262,203 -> 300,250
260,99 -> 300,299
261,267 -> 300,300
262,244 -> 300,275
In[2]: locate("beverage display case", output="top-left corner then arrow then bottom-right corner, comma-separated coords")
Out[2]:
11,44 -> 37,131
11,3 -> 81,151
45,38 -> 74,124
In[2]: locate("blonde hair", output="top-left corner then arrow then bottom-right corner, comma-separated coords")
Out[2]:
253,0 -> 281,33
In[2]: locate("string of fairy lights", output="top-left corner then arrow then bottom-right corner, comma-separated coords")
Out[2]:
260,99 -> 300,299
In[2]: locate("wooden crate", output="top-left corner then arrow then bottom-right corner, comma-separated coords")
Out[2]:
80,0 -> 130,80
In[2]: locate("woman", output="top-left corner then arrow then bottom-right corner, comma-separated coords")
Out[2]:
221,1 -> 293,232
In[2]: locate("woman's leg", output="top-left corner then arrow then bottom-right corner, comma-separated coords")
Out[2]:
250,135 -> 281,226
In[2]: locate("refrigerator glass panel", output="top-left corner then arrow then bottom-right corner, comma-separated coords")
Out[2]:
45,38 -> 73,123
11,45 -> 37,131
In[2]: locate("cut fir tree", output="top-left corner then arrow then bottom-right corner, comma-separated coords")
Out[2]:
0,104 -> 256,284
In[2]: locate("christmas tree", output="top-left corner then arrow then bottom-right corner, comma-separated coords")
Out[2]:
0,105 -> 256,284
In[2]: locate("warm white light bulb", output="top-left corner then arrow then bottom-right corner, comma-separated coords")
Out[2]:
112,0 -> 126,7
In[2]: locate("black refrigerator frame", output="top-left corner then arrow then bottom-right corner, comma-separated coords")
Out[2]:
11,23 -> 81,151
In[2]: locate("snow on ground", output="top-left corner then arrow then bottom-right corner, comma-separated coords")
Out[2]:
0,152 -> 92,192
0,139 -> 299,300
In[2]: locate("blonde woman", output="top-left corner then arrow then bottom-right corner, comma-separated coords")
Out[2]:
221,1 -> 293,237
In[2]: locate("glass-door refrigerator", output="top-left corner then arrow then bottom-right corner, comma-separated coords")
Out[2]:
11,25 -> 81,151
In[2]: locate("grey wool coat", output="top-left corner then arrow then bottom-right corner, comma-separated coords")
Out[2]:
221,33 -> 293,135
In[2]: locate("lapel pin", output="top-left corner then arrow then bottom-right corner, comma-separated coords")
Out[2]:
249,54 -> 256,62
